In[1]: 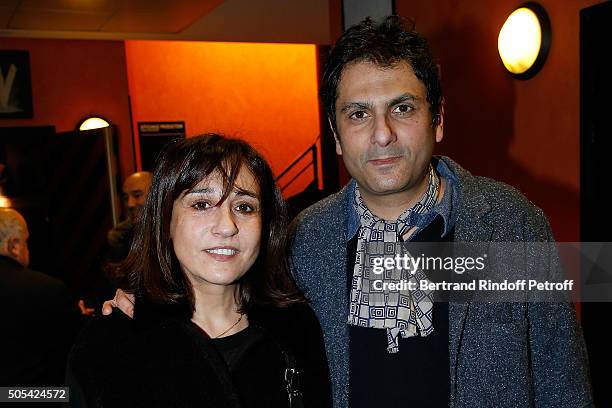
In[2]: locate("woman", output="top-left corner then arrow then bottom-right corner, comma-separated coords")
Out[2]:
68,134 -> 332,407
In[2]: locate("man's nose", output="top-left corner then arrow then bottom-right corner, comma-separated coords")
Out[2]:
127,195 -> 137,208
211,207 -> 239,237
371,114 -> 396,147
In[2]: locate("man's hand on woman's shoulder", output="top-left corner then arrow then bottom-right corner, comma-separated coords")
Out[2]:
102,289 -> 135,318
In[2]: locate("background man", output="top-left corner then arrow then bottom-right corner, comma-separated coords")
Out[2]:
0,208 -> 81,386
80,171 -> 153,313
107,171 -> 152,261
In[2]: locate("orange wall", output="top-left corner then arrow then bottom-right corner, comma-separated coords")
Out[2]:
125,40 -> 321,197
0,38 -> 134,179
396,0 -> 602,241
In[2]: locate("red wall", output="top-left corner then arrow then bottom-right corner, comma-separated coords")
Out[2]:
396,0 -> 602,241
125,40 -> 321,197
0,38 -> 134,179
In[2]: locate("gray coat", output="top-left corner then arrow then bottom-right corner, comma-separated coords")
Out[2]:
290,156 -> 592,408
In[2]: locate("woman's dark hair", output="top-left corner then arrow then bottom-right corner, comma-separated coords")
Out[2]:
119,134 -> 305,314
321,16 -> 443,132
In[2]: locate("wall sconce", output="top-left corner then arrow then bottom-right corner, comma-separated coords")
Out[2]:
78,116 -> 111,131
498,2 -> 551,79
0,196 -> 12,208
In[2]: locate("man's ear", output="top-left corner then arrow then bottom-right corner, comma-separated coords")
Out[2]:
435,102 -> 445,143
329,117 -> 343,156
7,236 -> 21,260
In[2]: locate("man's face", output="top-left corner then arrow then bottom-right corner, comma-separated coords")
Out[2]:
123,175 -> 151,222
333,60 -> 443,199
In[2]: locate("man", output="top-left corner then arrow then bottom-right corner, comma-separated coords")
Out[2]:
106,17 -> 592,408
0,208 -> 80,386
288,16 -> 592,408
80,171 -> 153,313
107,171 -> 152,261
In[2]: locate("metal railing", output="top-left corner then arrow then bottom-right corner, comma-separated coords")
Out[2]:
276,141 -> 319,193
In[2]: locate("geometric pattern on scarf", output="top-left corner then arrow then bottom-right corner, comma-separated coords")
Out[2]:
347,165 -> 440,353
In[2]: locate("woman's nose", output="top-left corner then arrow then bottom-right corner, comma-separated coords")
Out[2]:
211,206 -> 239,237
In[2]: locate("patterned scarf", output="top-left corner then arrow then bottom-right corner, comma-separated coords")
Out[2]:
348,165 -> 440,353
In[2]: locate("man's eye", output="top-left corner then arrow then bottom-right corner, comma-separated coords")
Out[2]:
349,111 -> 369,121
392,104 -> 413,114
235,203 -> 256,213
192,201 -> 212,211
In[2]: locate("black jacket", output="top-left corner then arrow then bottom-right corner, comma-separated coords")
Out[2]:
0,255 -> 81,387
68,301 -> 332,408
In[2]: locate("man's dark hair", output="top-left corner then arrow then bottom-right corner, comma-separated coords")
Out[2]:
119,134 -> 305,314
321,15 -> 443,131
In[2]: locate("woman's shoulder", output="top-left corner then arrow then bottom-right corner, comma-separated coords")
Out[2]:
67,312 -> 138,407
73,312 -> 134,348
69,312 -> 134,368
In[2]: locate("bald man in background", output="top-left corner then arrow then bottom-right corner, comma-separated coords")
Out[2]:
107,171 -> 152,262
80,171 -> 153,314
79,172 -> 153,313
0,208 -> 81,386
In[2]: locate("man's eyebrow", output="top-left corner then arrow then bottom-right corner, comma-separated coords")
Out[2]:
340,101 -> 373,113
387,93 -> 419,107
339,94 -> 420,113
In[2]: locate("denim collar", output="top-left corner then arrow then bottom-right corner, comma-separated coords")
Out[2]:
346,156 -> 460,241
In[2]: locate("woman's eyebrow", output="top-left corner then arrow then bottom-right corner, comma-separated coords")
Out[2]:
185,187 -> 214,195
234,189 -> 259,199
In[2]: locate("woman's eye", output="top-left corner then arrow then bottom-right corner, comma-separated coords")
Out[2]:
392,104 -> 413,114
235,203 -> 256,213
192,201 -> 211,211
349,110 -> 369,121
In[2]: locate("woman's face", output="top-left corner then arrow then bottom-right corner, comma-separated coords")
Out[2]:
170,169 -> 262,291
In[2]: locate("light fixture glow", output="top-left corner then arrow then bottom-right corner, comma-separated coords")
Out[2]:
79,117 -> 110,131
0,196 -> 12,208
498,3 -> 551,79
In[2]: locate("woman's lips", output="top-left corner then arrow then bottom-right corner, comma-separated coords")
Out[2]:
204,247 -> 239,262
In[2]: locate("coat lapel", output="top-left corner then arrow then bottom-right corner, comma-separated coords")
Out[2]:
441,157 -> 494,407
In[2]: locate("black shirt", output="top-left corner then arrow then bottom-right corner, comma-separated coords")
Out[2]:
212,325 -> 289,408
347,216 -> 453,408
211,325 -> 265,371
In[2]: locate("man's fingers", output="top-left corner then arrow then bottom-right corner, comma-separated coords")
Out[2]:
100,289 -> 135,318
101,300 -> 116,315
115,289 -> 135,319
